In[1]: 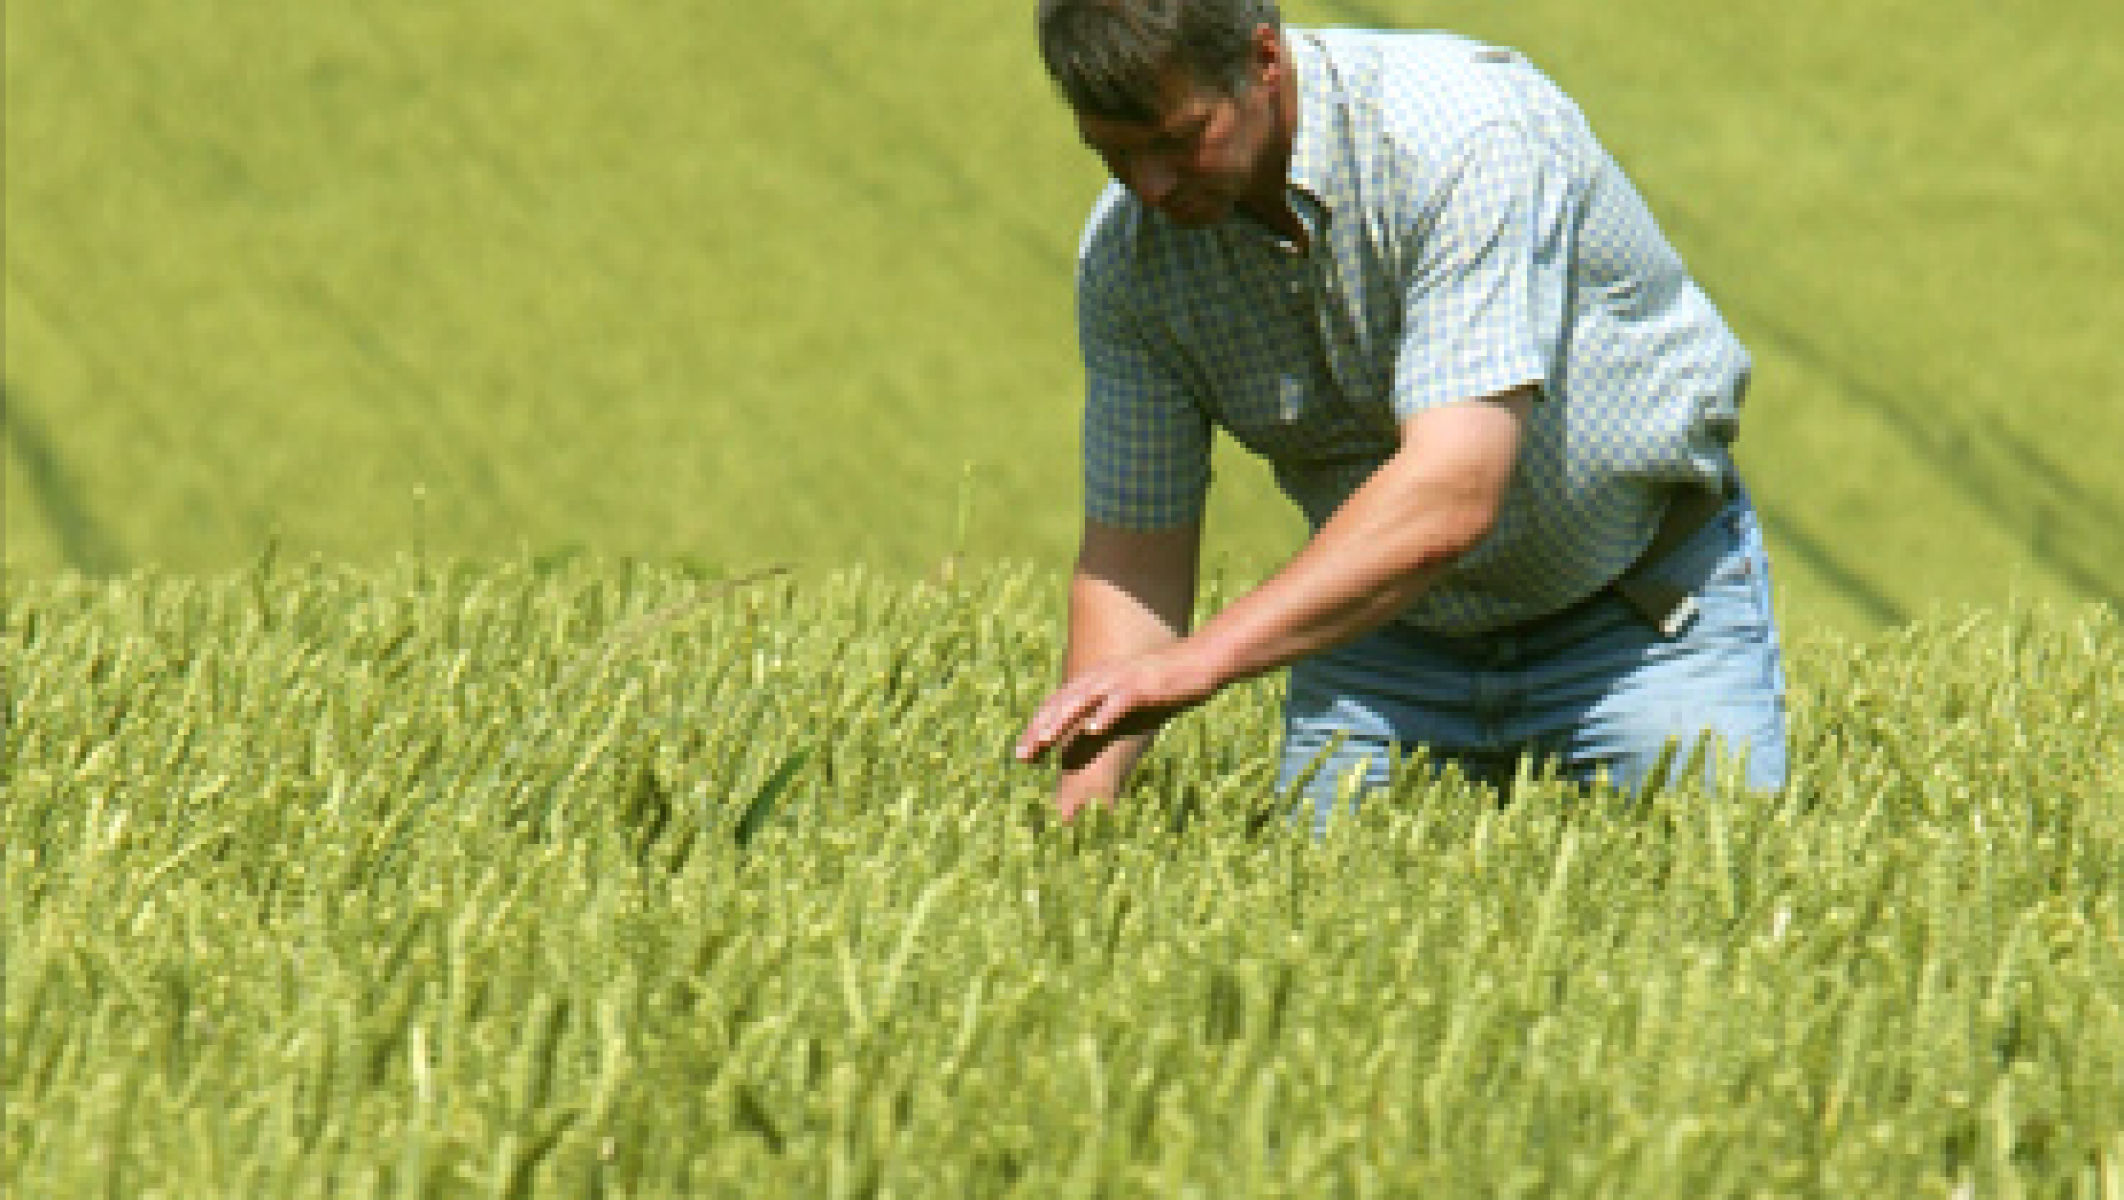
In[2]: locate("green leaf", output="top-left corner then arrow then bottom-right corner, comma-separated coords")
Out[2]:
733,747 -> 813,849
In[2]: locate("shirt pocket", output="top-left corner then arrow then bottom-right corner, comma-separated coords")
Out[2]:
1161,261 -> 1398,466
1208,364 -> 1397,468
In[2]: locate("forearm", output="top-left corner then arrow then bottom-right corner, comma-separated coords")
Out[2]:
1181,391 -> 1532,688
1186,468 -> 1474,683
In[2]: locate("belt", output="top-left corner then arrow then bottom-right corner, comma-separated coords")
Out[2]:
1608,479 -> 1738,638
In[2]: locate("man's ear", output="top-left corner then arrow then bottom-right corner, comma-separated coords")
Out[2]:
1251,23 -> 1285,86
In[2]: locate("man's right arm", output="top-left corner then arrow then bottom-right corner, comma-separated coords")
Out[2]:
1052,518 -> 1202,817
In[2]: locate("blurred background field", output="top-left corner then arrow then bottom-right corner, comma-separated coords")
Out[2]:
6,0 -> 2122,632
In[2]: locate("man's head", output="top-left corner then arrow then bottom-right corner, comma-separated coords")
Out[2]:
1037,0 -> 1281,122
1037,0 -> 1294,227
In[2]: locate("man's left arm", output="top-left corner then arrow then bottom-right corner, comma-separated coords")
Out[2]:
1015,385 -> 1531,764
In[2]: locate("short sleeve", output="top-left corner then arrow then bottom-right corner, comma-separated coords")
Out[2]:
1077,242 -> 1212,530
1392,122 -> 1574,418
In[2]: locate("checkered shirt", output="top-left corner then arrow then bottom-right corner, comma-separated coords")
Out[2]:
1075,29 -> 1753,634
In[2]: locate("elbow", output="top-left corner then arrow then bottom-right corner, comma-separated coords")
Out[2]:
1387,383 -> 1531,569
1422,488 -> 1506,566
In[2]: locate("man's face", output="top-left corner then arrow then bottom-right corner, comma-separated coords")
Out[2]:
1072,38 -> 1285,228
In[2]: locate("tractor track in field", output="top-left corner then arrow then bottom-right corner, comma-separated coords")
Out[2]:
1695,251 -> 2124,615
2,383 -> 126,576
2,250 -> 224,578
1666,178 -> 2124,610
1751,504 -> 1906,627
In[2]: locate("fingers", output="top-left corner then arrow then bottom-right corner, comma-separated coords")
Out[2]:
1016,683 -> 1175,766
1015,649 -> 1209,766
1014,680 -> 1104,763
1084,691 -> 1130,737
1014,670 -> 1145,764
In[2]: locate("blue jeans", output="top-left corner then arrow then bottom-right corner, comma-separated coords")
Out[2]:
1278,488 -> 1788,831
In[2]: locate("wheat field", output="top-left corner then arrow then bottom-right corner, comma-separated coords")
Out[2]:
6,560 -> 2119,1194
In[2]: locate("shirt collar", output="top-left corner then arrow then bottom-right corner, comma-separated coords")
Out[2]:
1285,31 -> 1349,221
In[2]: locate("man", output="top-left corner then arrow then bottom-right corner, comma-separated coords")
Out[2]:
1012,0 -> 1788,829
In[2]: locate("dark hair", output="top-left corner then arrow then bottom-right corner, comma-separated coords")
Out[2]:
1037,0 -> 1282,122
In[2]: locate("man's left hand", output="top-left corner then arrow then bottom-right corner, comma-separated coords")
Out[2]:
1013,642 -> 1222,767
